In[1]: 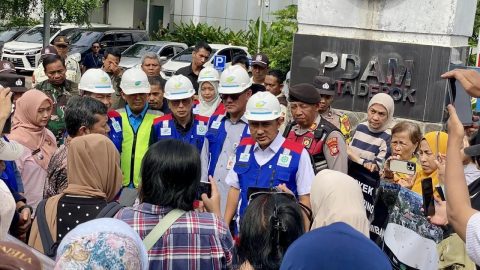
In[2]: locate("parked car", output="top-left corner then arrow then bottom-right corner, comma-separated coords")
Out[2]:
119,41 -> 187,69
0,23 -> 108,71
0,27 -> 29,58
160,44 -> 250,79
68,28 -> 148,64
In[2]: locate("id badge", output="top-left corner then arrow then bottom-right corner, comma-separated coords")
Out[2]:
160,127 -> 171,136
111,119 -> 121,133
239,153 -> 250,162
211,121 -> 221,129
226,155 -> 236,170
277,154 -> 292,168
197,125 -> 207,135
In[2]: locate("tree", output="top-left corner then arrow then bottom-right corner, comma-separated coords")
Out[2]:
0,0 -> 103,26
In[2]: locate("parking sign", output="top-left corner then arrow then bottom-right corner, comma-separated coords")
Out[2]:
213,55 -> 227,71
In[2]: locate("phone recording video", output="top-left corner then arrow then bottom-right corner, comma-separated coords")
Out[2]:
445,65 -> 479,125
421,177 -> 435,216
390,160 -> 416,175
195,182 -> 212,201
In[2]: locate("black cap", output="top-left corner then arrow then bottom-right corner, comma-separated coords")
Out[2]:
252,53 -> 270,68
288,83 -> 321,104
0,61 -> 16,74
0,73 -> 28,92
250,83 -> 266,94
313,75 -> 336,96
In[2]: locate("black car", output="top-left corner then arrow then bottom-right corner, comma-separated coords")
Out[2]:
64,28 -> 148,63
0,27 -> 29,57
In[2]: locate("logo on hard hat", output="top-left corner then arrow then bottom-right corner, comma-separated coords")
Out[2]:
255,101 -> 266,108
225,76 -> 235,83
322,83 -> 329,89
174,82 -> 183,89
100,77 -> 109,83
15,79 -> 23,86
134,81 -> 141,86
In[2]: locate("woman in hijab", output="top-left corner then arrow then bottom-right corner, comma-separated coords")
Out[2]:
310,169 -> 370,236
280,222 -> 392,270
8,89 -> 57,211
412,131 -> 448,195
348,93 -> 394,172
195,67 -> 224,117
55,218 -> 148,270
28,134 -> 122,255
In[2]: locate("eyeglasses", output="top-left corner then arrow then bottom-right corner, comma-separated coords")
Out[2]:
56,44 -> 68,49
220,92 -> 244,101
92,46 -> 100,49
170,98 -> 192,107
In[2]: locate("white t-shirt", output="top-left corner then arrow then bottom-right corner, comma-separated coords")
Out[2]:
466,212 -> 480,265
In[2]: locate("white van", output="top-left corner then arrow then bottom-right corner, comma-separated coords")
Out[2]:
1,23 -> 108,71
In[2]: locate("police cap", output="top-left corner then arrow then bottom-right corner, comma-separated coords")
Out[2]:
288,83 -> 320,104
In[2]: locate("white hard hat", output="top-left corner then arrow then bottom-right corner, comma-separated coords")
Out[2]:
218,65 -> 252,94
79,69 -> 115,94
245,91 -> 281,121
198,66 -> 220,82
164,75 -> 195,100
120,68 -> 150,95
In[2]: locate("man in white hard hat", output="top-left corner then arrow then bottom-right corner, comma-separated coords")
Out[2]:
116,69 -> 162,189
151,75 -> 209,152
200,65 -> 253,215
224,91 -> 314,228
80,68 -> 123,152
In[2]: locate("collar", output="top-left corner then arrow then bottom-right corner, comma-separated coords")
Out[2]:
126,103 -> 149,118
294,114 -> 321,134
173,113 -> 194,132
225,113 -> 248,125
253,132 -> 284,153
135,202 -> 174,215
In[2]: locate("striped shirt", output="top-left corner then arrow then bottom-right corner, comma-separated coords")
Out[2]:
349,122 -> 391,167
115,203 -> 234,270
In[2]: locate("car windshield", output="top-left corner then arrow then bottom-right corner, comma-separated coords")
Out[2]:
0,29 -> 23,42
171,47 -> 217,62
69,31 -> 103,47
16,27 -> 60,43
122,44 -> 161,58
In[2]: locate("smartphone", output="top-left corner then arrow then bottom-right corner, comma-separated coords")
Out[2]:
195,182 -> 212,200
390,160 -> 416,175
421,177 -> 435,216
436,186 -> 446,201
446,64 -> 478,125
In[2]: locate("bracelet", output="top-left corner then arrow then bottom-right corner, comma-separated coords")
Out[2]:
18,205 -> 33,214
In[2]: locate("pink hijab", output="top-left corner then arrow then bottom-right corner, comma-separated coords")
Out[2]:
8,89 -> 57,169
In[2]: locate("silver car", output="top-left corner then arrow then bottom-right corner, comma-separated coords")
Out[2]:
119,41 -> 187,69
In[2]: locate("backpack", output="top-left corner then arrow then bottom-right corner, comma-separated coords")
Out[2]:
36,200 -> 123,258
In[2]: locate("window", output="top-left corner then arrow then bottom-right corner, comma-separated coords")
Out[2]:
232,48 -> 247,59
99,34 -> 114,47
115,33 -> 132,47
216,49 -> 232,63
160,46 -> 175,58
174,46 -> 186,54
132,32 -> 148,43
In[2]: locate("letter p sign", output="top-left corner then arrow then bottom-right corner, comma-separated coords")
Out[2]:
214,55 -> 227,71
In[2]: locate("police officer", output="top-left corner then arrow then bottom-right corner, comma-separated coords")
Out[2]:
314,75 -> 352,143
116,69 -> 162,189
32,46 -> 58,87
53,36 -> 81,84
284,83 -> 348,174
200,65 -> 253,213
79,68 -> 123,152
151,75 -> 209,151
224,91 -> 313,226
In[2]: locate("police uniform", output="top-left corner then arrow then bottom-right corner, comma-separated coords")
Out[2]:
285,83 -> 348,174
151,113 -> 209,152
314,75 -> 352,143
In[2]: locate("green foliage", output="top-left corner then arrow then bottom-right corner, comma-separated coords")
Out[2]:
152,4 -> 298,74
468,0 -> 480,65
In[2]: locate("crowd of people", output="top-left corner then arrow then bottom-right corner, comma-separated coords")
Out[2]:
1,38 -> 480,269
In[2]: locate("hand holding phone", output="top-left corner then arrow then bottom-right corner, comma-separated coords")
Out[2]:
390,160 -> 416,175
421,178 -> 435,216
196,181 -> 212,201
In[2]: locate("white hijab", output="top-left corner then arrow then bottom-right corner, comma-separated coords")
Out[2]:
310,169 -> 370,237
198,81 -> 221,117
